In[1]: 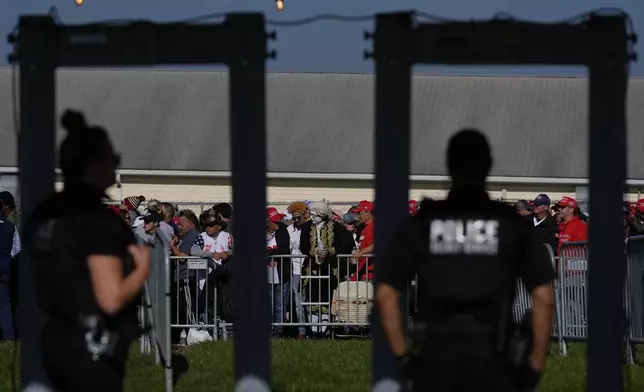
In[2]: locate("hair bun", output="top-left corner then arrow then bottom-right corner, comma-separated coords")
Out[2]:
61,109 -> 88,134
138,196 -> 146,202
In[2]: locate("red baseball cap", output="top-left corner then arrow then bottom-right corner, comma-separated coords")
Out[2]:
351,200 -> 373,213
267,207 -> 285,223
556,196 -> 578,209
636,199 -> 644,214
408,200 -> 419,215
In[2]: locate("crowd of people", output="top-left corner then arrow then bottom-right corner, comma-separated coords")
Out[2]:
111,195 -> 380,341
512,194 -> 588,254
110,192 -> 581,342
513,194 -> 644,254
107,191 -> 644,341
2,188 -> 644,342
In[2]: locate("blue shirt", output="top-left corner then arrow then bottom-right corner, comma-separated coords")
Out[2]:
176,228 -> 200,280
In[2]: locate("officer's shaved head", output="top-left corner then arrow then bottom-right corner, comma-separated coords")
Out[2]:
447,128 -> 493,182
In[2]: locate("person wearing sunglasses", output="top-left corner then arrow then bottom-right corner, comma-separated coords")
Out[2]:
23,110 -> 151,392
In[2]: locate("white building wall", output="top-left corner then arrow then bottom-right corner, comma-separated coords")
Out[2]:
89,176 -> 644,213
34,175 -> 644,213
108,182 -> 581,204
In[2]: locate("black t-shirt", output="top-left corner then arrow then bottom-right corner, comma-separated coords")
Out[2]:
380,190 -> 556,324
24,184 -> 137,320
532,213 -> 559,253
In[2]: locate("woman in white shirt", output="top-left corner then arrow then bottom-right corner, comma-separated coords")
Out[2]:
189,210 -> 232,321
191,212 -> 232,269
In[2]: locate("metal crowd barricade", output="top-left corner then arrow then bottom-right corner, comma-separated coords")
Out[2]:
145,237 -> 644,363
266,254 -> 374,339
269,255 -> 312,336
557,241 -> 589,341
512,244 -> 567,356
625,235 -> 644,365
209,251 -> 415,340
552,237 -> 644,363
138,232 -> 173,392
169,256 -> 218,344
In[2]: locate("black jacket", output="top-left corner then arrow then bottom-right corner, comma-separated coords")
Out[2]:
531,214 -> 559,252
630,214 -> 644,236
267,223 -> 291,282
300,219 -> 354,278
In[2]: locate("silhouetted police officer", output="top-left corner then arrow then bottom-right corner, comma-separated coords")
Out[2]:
376,129 -> 556,392
24,110 -> 151,392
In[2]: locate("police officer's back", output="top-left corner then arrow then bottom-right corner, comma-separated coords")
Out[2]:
376,129 -> 555,392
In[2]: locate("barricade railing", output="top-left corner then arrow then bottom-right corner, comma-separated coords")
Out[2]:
626,236 -> 644,342
557,241 -> 589,341
554,238 -> 644,362
512,244 -> 567,356
143,236 -> 644,363
168,256 -> 219,345
158,253 -> 380,342
137,231 -> 173,392
625,235 -> 644,364
268,254 -> 376,339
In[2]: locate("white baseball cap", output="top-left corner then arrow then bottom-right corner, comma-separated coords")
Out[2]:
132,216 -> 145,228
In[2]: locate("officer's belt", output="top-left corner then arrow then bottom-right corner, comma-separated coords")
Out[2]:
422,313 -> 497,336
421,302 -> 501,336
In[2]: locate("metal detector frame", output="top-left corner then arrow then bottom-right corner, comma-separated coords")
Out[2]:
370,11 -> 635,392
9,13 -> 271,392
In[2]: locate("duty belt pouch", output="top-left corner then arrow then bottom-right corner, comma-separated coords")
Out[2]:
504,310 -> 533,367
409,321 -> 428,356
80,314 -> 122,362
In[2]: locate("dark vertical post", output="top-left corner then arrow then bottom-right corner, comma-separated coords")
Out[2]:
228,14 -> 271,390
17,16 -> 58,391
586,16 -> 629,392
372,13 -> 413,391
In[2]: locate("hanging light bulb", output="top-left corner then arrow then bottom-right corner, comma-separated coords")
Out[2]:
276,0 -> 284,11
75,0 -> 83,5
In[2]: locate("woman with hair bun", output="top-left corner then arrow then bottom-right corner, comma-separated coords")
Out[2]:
22,109 -> 151,392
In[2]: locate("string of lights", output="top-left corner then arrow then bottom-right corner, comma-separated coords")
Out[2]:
58,3 -> 636,35
68,0 -> 638,26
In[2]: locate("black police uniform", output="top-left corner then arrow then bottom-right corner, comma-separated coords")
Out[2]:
380,190 -> 556,391
23,184 -> 138,392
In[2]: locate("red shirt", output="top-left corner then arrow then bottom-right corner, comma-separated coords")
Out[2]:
556,217 -> 588,254
350,220 -> 374,281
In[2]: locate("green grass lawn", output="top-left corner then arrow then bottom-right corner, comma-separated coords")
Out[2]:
1,340 -> 643,391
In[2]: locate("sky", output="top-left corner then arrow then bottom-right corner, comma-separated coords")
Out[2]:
1,0 -> 642,76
